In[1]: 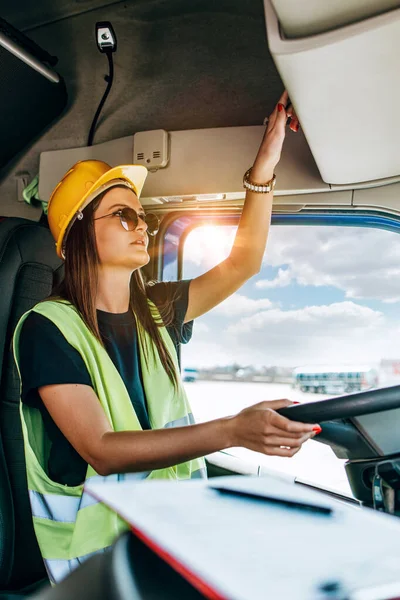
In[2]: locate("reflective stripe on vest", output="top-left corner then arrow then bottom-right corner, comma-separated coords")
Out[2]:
30,465 -> 206,521
191,467 -> 208,478
29,473 -> 151,521
164,413 -> 195,428
29,415 -> 205,522
45,546 -> 111,585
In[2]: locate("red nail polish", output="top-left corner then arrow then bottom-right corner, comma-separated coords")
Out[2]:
312,426 -> 322,434
292,401 -> 300,404
295,122 -> 300,132
277,103 -> 283,112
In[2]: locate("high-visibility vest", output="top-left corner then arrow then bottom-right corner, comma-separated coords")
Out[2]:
13,300 -> 206,585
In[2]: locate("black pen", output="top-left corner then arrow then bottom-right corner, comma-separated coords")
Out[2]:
212,486 -> 333,515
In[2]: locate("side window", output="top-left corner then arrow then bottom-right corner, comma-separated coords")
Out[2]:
181,223 -> 400,496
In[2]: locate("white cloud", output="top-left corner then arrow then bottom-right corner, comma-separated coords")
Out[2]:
255,267 -> 292,289
186,300 -> 400,368
226,301 -> 383,336
212,293 -> 274,316
215,301 -> 388,367
261,226 -> 400,303
383,297 -> 400,304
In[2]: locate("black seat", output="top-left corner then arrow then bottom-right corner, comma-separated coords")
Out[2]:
0,217 -> 63,595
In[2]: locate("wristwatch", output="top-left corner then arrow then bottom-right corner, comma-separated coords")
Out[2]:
243,168 -> 276,193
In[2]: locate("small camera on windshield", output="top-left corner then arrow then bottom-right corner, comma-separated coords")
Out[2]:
95,22 -> 117,53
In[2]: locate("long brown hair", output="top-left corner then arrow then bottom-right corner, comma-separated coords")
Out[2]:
49,187 -> 179,388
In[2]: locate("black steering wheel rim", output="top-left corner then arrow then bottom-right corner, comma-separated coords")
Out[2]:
277,385 -> 400,423
276,385 -> 400,460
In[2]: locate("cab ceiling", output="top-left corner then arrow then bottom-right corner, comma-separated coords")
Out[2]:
1,0 -> 120,31
0,0 -> 284,218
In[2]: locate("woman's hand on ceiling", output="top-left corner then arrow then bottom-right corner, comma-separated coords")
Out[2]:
252,89 -> 300,181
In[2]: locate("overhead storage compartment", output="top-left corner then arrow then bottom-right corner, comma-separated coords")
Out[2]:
263,0 -> 400,185
269,0 -> 399,38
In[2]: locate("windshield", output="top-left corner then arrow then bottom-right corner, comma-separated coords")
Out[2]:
180,222 -> 400,497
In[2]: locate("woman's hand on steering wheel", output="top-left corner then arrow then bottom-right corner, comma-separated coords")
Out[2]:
228,399 -> 320,458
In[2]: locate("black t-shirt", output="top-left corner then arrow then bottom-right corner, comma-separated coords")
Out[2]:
18,280 -> 193,487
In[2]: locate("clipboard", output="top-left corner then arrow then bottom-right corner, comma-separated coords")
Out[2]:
85,475 -> 400,600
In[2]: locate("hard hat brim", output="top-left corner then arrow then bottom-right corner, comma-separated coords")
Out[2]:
56,164 -> 148,258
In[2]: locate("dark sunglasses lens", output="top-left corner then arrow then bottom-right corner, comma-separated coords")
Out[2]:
120,208 -> 137,231
119,208 -> 159,235
145,213 -> 160,236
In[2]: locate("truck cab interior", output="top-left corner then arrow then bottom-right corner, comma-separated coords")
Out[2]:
1,0 -> 400,598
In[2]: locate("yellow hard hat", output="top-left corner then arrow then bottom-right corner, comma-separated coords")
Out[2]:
47,159 -> 148,258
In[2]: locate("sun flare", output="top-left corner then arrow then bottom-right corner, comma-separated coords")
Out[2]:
184,225 -> 236,268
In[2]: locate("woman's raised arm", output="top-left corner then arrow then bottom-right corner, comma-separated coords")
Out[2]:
184,90 -> 299,323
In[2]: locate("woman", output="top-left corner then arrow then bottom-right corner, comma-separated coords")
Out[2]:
13,91 -> 321,584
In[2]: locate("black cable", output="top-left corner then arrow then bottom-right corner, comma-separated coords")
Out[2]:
87,50 -> 114,147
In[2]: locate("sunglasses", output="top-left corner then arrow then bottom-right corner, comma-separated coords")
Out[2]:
93,206 -> 160,236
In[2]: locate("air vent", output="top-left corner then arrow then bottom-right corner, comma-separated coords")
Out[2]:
133,130 -> 169,169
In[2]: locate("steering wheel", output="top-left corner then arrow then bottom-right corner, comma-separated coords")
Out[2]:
276,385 -> 400,459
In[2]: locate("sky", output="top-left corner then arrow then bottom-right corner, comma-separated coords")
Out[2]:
181,224 -> 400,371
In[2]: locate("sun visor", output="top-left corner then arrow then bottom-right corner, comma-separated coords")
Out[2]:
263,0 -> 400,185
39,126 -> 348,212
